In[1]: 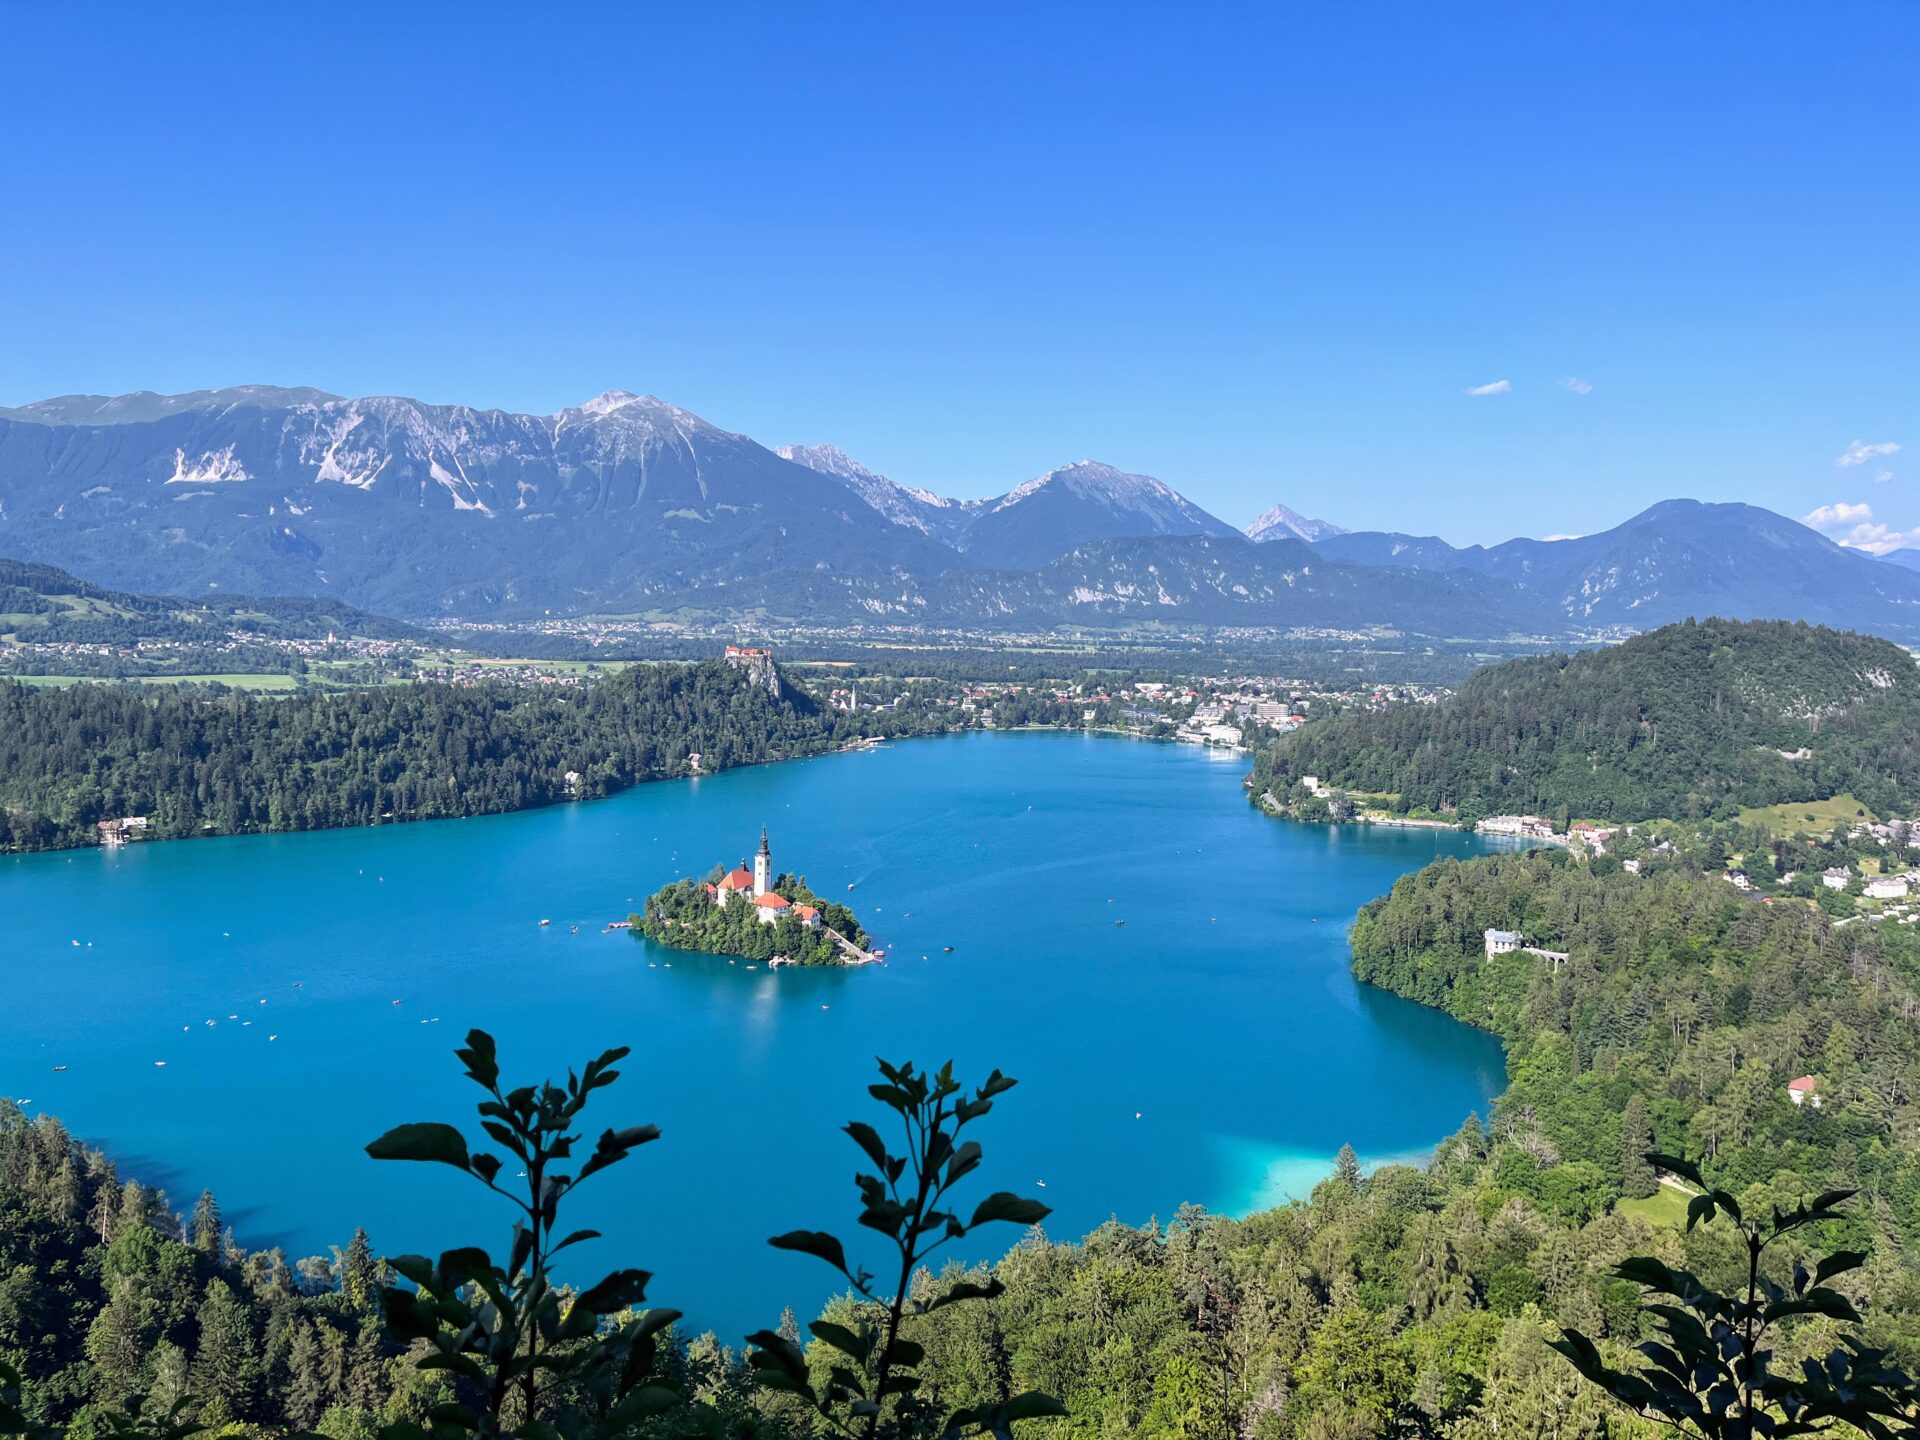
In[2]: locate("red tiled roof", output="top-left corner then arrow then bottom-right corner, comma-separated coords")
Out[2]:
717,868 -> 754,890
793,904 -> 818,920
1788,1075 -> 1819,1091
755,893 -> 791,909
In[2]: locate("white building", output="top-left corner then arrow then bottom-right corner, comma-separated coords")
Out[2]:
1484,928 -> 1524,956
1822,867 -> 1852,891
1866,874 -> 1911,901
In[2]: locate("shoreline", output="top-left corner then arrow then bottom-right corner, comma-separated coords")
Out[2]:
5,721 -> 1250,862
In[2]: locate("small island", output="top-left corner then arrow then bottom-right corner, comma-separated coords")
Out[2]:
634,826 -> 878,966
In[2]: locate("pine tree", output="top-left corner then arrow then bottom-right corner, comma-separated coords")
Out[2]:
190,1278 -> 257,1424
1333,1143 -> 1364,1190
284,1321 -> 327,1430
191,1189 -> 222,1253
339,1227 -> 378,1314
1618,1094 -> 1656,1199
84,1276 -> 151,1405
345,1321 -> 387,1412
114,1179 -> 151,1237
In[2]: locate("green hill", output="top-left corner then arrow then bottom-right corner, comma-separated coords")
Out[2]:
0,557 -> 424,647
1254,618 -> 1920,823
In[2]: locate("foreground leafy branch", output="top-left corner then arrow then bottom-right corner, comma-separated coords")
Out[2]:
1550,1153 -> 1920,1440
365,1030 -> 680,1440
747,1058 -> 1065,1440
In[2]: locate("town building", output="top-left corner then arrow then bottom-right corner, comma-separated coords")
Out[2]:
1787,1075 -> 1823,1109
702,828 -> 820,927
1484,928 -> 1523,956
1822,867 -> 1853,891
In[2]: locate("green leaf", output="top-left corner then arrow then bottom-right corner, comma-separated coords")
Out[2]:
365,1122 -> 472,1170
574,1268 -> 653,1315
1648,1152 -> 1704,1190
1813,1250 -> 1867,1287
844,1120 -> 890,1171
769,1229 -> 851,1275
1000,1392 -> 1067,1421
922,1277 -> 1005,1313
808,1320 -> 872,1364
968,1192 -> 1051,1228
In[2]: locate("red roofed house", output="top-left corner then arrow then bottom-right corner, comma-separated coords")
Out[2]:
1787,1075 -> 1822,1109
704,867 -> 756,904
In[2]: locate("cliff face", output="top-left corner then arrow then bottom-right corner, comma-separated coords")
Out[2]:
723,647 -> 785,700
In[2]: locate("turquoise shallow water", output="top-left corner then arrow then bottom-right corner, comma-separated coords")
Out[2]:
0,732 -> 1505,1337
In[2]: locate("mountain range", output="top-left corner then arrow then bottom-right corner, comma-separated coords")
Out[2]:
1,385 -> 1916,640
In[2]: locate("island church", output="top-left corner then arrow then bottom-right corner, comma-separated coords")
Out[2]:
703,827 -> 821,928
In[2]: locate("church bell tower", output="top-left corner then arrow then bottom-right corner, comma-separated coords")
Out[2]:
753,825 -> 773,897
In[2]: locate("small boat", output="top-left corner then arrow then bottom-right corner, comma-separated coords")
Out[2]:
847,883 -> 856,891
539,918 -> 551,927
1114,919 -> 1126,926
943,946 -> 954,953
51,1065 -> 66,1073
154,1061 -> 167,1068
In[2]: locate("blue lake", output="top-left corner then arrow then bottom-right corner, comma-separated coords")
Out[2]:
0,732 -> 1506,1337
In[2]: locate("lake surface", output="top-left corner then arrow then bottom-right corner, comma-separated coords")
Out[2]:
1,732 -> 1506,1337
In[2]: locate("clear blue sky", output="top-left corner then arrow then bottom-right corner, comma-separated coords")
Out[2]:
1,3 -> 1913,545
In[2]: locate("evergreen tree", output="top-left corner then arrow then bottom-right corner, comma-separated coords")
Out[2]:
1617,1094 -> 1656,1199
82,1277 -> 150,1406
339,1227 -> 378,1314
190,1189 -> 221,1253
1332,1143 -> 1364,1190
189,1278 -> 257,1424
284,1320 -> 327,1430
114,1180 -> 150,1237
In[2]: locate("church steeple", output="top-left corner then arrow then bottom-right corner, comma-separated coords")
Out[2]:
753,825 -> 773,897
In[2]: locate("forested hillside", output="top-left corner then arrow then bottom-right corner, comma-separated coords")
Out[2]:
0,558 -> 422,647
1256,619 -> 1920,823
0,661 -> 905,852
1351,850 -> 1920,1219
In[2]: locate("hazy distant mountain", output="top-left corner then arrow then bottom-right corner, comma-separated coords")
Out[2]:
720,533 -> 1544,636
0,386 -> 343,426
955,460 -> 1241,569
780,447 -> 1240,569
7,384 -> 1920,641
1878,548 -> 1920,573
773,443 -> 977,542
1313,531 -> 1479,571
0,388 -> 959,616
1316,500 -> 1920,634
1245,502 -> 1347,544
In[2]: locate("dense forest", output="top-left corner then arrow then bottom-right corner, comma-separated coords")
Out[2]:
1254,619 -> 1920,824
0,660 -> 933,853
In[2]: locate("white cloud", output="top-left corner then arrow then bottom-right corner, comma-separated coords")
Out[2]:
1801,500 -> 1920,555
1837,440 -> 1900,467
1464,379 -> 1511,396
1875,470 -> 1895,483
1542,532 -> 1583,541
1557,377 -> 1593,395
1803,502 -> 1874,529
